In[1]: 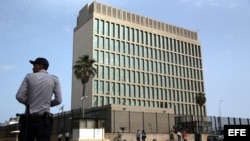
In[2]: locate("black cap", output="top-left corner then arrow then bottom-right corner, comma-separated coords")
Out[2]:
29,57 -> 49,69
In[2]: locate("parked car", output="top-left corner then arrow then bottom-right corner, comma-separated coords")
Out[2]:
207,134 -> 224,141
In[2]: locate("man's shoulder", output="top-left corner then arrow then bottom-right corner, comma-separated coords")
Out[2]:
50,74 -> 59,79
26,73 -> 33,76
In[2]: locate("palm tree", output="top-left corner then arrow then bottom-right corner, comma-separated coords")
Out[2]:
196,92 -> 206,115
73,54 -> 97,117
195,92 -> 206,137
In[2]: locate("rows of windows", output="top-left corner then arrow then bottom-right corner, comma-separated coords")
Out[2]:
94,68 -> 204,91
94,37 -> 202,69
93,80 -> 203,101
92,95 -> 205,115
94,18 -> 201,57
94,51 -> 203,80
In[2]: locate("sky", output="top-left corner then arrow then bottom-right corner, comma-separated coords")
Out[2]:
0,0 -> 250,122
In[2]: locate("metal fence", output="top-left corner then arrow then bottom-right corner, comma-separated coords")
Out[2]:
1,108 -> 250,138
174,115 -> 250,134
109,110 -> 175,133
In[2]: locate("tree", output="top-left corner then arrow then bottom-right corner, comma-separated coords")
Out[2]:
195,92 -> 206,135
120,126 -> 126,133
196,92 -> 206,115
73,54 -> 97,117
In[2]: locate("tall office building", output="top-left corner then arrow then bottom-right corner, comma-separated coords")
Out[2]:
72,1 -> 206,116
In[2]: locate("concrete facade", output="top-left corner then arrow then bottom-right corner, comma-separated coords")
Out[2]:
72,1 -> 206,117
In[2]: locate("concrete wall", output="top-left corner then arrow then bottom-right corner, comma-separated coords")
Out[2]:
0,133 -> 212,141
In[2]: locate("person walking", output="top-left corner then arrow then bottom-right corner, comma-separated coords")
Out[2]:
177,130 -> 182,141
58,133 -> 62,141
65,130 -> 70,141
182,130 -> 188,141
16,57 -> 62,141
141,130 -> 147,141
136,130 -> 141,141
117,131 -> 122,141
170,130 -> 174,141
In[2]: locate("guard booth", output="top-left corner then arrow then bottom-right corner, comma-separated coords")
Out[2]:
71,118 -> 110,141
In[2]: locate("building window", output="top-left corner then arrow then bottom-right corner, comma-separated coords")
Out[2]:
115,40 -> 120,52
94,36 -> 99,48
131,85 -> 135,97
121,83 -> 125,96
111,97 -> 115,104
132,99 -> 135,106
125,56 -> 130,68
148,48 -> 151,59
105,67 -> 109,79
125,27 -> 129,40
125,42 -> 129,54
99,20 -> 104,35
110,23 -> 115,37
105,53 -> 109,65
131,71 -> 135,83
140,59 -> 144,71
130,57 -> 135,69
130,44 -> 134,55
121,55 -> 125,68
145,73 -> 148,85
130,28 -> 134,42
111,82 -> 115,95
140,73 -> 144,85
117,98 -> 120,104
126,70 -> 130,82
120,25 -> 125,40
93,80 -> 98,94
110,53 -> 115,66
136,71 -> 140,83
145,87 -> 149,99
106,97 -> 110,105
94,19 -> 99,34
105,38 -> 109,50
93,96 -> 98,107
100,81 -> 104,94
121,69 -> 125,81
115,54 -> 120,66
105,21 -> 110,36
115,68 -> 120,81
134,29 -> 138,43
116,83 -> 120,96
125,84 -> 130,97
121,41 -> 125,53
99,51 -> 104,64
99,66 -> 104,79
136,86 -> 140,98
100,96 -> 104,106
94,50 -> 98,62
115,24 -> 119,38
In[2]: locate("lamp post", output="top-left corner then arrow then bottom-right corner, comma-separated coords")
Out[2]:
80,96 -> 88,118
218,100 -> 223,130
219,100 -> 223,117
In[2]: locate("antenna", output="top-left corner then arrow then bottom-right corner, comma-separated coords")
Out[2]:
59,104 -> 64,113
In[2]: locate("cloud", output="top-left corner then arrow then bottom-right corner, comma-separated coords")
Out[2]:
0,65 -> 16,71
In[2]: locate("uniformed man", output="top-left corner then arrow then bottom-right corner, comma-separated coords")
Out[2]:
16,57 -> 62,141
